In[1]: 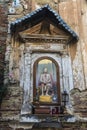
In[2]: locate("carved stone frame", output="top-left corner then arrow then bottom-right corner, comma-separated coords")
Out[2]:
33,56 -> 61,106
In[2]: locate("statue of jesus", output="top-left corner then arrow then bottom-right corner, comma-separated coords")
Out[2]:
39,67 -> 53,95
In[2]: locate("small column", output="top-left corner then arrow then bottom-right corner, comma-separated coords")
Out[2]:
21,52 -> 32,115
62,55 -> 73,92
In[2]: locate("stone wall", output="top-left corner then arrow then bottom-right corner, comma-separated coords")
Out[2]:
0,1 -> 23,128
0,84 -> 23,120
0,122 -> 87,130
70,88 -> 87,118
0,3 -> 8,85
0,0 -> 87,129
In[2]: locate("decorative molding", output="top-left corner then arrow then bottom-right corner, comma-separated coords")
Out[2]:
19,34 -> 69,44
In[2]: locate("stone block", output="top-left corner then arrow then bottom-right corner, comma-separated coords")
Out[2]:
0,123 -> 12,130
1,85 -> 23,110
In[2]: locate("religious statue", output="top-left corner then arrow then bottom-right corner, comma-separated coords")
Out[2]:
39,67 -> 53,96
36,59 -> 58,103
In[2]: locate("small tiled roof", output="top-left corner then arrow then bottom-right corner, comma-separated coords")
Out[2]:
11,4 -> 79,41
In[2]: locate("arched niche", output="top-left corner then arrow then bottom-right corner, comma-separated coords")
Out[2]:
33,56 -> 61,106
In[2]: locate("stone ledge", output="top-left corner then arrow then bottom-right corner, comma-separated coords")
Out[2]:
0,121 -> 87,130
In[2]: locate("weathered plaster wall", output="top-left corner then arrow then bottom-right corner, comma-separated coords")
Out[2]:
58,0 -> 87,120
59,0 -> 87,90
80,0 -> 87,89
35,0 -> 59,11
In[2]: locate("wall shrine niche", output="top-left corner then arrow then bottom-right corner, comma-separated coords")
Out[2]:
10,5 -> 78,122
